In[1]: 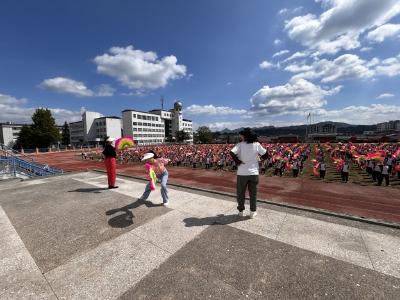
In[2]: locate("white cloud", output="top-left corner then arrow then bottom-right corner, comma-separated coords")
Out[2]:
40,77 -> 95,97
0,93 -> 28,105
259,60 -> 274,69
367,23 -> 400,42
0,92 -> 82,124
226,82 -> 232,86
40,77 -> 115,97
94,45 -> 187,90
314,104 -> 400,124
290,54 -> 374,82
274,39 -> 282,46
278,8 -> 288,15
283,51 -> 310,62
278,6 -> 302,16
199,121 -> 273,132
250,78 -> 341,115
286,53 -> 400,82
272,50 -> 290,58
360,46 -> 373,52
375,56 -> 400,76
284,63 -> 313,73
198,103 -> 400,130
96,84 -> 115,96
284,0 -> 400,54
376,93 -> 395,99
185,104 -> 246,116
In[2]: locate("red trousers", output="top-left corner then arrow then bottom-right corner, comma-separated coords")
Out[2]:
105,157 -> 116,187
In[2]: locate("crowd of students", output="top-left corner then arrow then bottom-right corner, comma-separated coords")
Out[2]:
110,143 -> 311,176
320,142 -> 400,186
85,142 -> 400,186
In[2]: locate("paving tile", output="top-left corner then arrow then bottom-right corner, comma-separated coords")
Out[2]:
229,207 -> 287,239
126,225 -> 400,300
2,179 -> 169,273
45,232 -> 170,300
132,210 -> 209,253
277,213 -> 373,269
0,206 -> 56,300
361,230 -> 400,278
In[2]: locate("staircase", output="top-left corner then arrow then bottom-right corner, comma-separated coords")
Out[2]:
0,144 -> 64,179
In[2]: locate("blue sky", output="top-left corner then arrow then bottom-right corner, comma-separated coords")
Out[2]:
1,0 -> 400,130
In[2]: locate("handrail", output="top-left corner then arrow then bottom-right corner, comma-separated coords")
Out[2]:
0,145 -> 64,178
0,144 -> 34,161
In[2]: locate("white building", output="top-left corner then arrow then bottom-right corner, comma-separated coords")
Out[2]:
0,122 -> 25,147
122,110 -> 165,145
123,101 -> 193,145
376,120 -> 400,132
69,111 -> 122,146
94,117 -> 122,142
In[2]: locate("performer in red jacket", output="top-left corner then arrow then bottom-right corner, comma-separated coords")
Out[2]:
102,136 -> 118,189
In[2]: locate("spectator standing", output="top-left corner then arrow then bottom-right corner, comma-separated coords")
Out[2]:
381,164 -> 390,186
374,162 -> 382,185
319,160 -> 326,179
292,159 -> 299,177
341,161 -> 349,183
230,128 -> 268,219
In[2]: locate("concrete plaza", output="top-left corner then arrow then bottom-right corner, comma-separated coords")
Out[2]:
1,172 -> 400,299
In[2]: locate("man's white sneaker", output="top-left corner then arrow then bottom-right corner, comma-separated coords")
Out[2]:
163,202 -> 169,207
250,211 -> 257,219
238,211 -> 244,217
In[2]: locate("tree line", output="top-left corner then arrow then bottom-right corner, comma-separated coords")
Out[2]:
14,108 -> 70,149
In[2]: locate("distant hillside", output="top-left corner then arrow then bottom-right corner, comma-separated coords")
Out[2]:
215,122 -> 377,138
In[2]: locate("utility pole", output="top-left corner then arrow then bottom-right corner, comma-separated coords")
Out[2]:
161,96 -> 164,111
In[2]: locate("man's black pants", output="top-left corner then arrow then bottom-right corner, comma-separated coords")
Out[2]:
236,175 -> 259,212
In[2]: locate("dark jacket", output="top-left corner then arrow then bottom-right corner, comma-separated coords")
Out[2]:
102,144 -> 116,158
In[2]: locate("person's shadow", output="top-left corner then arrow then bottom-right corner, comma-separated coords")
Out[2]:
68,187 -> 108,193
183,214 -> 248,227
106,198 -> 163,228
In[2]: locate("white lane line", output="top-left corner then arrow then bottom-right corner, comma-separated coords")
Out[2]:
45,210 -> 209,300
73,174 -> 400,279
0,206 -> 57,300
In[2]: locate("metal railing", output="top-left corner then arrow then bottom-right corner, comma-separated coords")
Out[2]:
0,144 -> 64,179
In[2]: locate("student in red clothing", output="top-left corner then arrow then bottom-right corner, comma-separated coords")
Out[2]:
102,137 -> 118,189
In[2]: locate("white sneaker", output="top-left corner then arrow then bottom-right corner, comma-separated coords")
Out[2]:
250,211 -> 257,219
238,211 -> 244,217
163,202 -> 169,206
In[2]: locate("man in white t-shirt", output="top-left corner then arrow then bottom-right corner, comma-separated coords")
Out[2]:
230,128 -> 268,219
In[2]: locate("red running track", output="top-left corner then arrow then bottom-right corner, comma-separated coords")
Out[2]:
31,151 -> 400,224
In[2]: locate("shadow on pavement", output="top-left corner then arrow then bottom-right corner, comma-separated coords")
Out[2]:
68,187 -> 109,193
183,214 -> 247,227
106,199 -> 164,228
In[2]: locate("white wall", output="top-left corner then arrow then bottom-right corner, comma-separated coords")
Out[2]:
83,111 -> 103,142
0,126 -> 14,146
106,119 -> 122,139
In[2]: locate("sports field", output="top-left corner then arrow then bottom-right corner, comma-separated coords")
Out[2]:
30,150 -> 400,225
